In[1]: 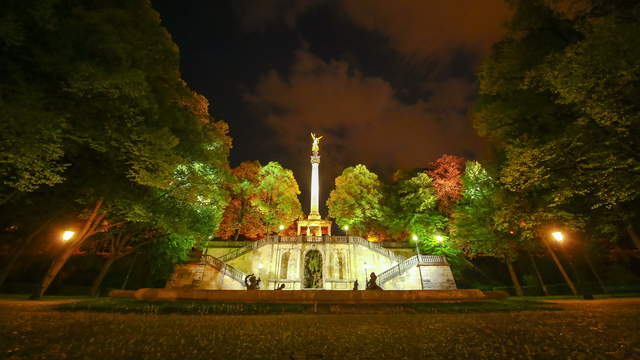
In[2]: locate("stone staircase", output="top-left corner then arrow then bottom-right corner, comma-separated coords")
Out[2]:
377,255 -> 448,286
192,254 -> 248,285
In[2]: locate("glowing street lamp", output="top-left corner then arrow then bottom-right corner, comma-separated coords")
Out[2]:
552,231 -> 564,242
435,235 -> 444,242
343,224 -> 349,237
279,224 -> 285,231
61,231 -> 75,242
412,234 -> 420,257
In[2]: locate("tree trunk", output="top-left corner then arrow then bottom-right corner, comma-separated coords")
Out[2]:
583,251 -> 607,294
527,251 -> 549,296
627,224 -> 640,250
233,229 -> 241,242
89,256 -> 117,297
121,251 -> 138,290
507,261 -> 524,296
0,221 -> 50,289
544,240 -> 577,295
31,198 -> 104,299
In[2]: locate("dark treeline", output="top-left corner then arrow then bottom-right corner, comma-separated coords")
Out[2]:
0,0 -> 233,297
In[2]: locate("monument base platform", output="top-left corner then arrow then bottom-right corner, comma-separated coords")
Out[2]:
110,288 -> 490,303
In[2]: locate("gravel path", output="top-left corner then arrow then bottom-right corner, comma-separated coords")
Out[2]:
1,298 -> 639,360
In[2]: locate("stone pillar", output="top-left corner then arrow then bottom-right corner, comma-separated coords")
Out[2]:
309,154 -> 321,220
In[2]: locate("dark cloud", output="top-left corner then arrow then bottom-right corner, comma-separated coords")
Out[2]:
246,51 -> 484,175
340,0 -> 510,58
234,0 -> 322,31
236,0 -> 510,57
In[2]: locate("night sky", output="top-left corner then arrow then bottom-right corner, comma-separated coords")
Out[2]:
151,0 -> 511,214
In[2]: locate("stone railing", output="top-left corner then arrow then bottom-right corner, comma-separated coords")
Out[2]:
196,254 -> 247,284
347,236 -> 406,263
218,235 -> 406,263
377,254 -> 448,285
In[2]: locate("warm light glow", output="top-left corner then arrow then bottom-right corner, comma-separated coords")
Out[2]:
435,235 -> 444,242
258,263 -> 264,269
552,231 -> 564,242
343,225 -> 349,231
62,231 -> 75,242
279,224 -> 285,231
412,234 -> 418,241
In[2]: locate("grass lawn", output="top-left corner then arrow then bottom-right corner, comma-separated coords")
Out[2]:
513,292 -> 640,301
7,292 -> 640,315
44,296 -> 557,314
2,296 -> 639,359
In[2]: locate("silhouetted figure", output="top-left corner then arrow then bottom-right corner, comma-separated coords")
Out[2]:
366,272 -> 383,290
352,279 -> 359,290
244,274 -> 260,290
275,283 -> 286,290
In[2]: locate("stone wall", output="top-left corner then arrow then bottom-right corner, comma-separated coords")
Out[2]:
120,288 -> 487,303
167,241 -> 457,291
166,264 -> 244,290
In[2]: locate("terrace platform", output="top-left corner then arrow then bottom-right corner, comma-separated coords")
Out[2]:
110,288 -> 489,303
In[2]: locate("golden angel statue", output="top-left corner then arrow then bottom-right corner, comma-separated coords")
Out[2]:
311,133 -> 323,152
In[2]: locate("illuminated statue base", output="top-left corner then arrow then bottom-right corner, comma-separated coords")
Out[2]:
167,236 -> 457,291
296,217 -> 332,236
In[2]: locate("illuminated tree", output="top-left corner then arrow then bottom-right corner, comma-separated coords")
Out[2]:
450,161 -> 525,294
14,0 -> 232,299
382,172 -> 443,239
426,155 -> 465,215
217,161 -> 266,240
327,165 -> 384,237
254,162 -> 302,235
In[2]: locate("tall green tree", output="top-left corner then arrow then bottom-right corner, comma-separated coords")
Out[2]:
474,0 -> 640,252
381,172 -> 446,242
0,0 -> 233,299
327,165 -> 384,237
254,162 -> 302,235
451,161 -> 525,294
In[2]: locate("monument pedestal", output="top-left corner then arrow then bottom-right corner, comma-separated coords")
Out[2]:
297,136 -> 332,235
297,218 -> 332,236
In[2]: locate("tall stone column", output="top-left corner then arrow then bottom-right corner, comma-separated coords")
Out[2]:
309,153 -> 321,220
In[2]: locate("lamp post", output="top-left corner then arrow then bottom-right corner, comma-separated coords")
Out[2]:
545,231 -> 578,296
412,234 -> 420,258
554,231 -> 594,299
343,225 -> 349,238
